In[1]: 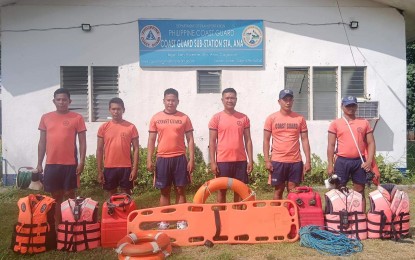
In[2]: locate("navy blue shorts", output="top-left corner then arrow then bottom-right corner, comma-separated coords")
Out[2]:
44,164 -> 77,193
155,155 -> 190,189
334,156 -> 366,185
103,167 -> 133,191
217,161 -> 248,184
270,161 -> 303,186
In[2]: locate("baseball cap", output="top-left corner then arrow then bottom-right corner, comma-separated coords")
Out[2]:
279,89 -> 294,99
342,96 -> 358,106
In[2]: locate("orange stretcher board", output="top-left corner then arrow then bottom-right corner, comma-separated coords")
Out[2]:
127,200 -> 299,246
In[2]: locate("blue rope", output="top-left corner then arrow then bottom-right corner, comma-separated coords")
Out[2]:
299,225 -> 363,256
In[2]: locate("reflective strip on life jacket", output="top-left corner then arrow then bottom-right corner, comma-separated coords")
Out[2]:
12,194 -> 56,254
324,189 -> 367,240
367,186 -> 410,239
57,198 -> 100,251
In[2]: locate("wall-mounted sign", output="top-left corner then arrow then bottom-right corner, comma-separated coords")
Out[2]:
138,20 -> 264,67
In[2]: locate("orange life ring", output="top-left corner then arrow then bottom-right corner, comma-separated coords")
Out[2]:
116,231 -> 172,259
193,177 -> 256,203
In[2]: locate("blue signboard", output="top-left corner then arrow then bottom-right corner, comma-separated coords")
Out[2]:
138,20 -> 264,67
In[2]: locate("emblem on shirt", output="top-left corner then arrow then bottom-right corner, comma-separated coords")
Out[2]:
357,127 -> 363,133
242,25 -> 263,48
352,200 -> 360,208
121,132 -> 127,138
140,25 -> 161,48
40,204 -> 47,213
62,120 -> 70,127
237,121 -> 243,126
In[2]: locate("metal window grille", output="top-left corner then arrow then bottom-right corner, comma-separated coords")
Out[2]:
92,66 -> 119,122
285,67 -> 309,119
197,70 -> 221,93
356,101 -> 379,119
341,67 -> 365,98
61,66 -> 89,119
313,67 -> 337,120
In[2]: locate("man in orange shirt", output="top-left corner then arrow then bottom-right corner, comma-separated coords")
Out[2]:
209,88 -> 253,202
327,96 -> 375,208
36,88 -> 87,223
263,89 -> 311,200
96,97 -> 139,196
147,88 -> 195,211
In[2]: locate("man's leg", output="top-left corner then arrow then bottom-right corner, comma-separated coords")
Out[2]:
273,183 -> 285,200
218,189 -> 227,203
175,186 -> 187,204
353,183 -> 366,211
160,186 -> 171,206
51,190 -> 64,225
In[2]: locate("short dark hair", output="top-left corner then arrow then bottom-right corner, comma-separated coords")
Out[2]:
222,88 -> 237,96
54,88 -> 70,99
164,88 -> 179,99
109,97 -> 125,109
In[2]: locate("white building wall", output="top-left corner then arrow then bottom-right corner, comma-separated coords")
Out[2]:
1,0 -> 407,175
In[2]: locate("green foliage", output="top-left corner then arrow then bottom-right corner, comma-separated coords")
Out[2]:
250,154 -> 273,192
187,146 -> 211,192
376,154 -> 403,184
134,147 -> 155,193
303,154 -> 327,186
80,155 -> 99,189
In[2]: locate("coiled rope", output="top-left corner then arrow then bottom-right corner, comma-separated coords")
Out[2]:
299,225 -> 363,256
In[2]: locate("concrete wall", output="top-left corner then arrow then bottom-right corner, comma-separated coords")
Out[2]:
1,0 -> 407,175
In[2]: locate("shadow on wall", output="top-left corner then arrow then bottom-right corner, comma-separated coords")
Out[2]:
373,116 -> 394,151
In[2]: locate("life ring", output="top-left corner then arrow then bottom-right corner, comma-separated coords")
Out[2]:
116,231 -> 172,259
193,177 -> 256,203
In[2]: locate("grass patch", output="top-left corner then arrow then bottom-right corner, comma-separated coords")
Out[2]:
1,186 -> 415,259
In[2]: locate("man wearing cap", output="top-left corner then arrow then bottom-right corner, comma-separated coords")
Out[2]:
327,96 -> 375,207
263,89 -> 311,199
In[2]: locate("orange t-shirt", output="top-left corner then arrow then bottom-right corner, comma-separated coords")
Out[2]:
97,120 -> 139,168
208,111 -> 250,162
328,118 -> 373,158
264,111 -> 308,163
38,111 -> 87,165
149,111 -> 193,158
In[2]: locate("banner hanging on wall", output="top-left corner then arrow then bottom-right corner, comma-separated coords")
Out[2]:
138,20 -> 264,67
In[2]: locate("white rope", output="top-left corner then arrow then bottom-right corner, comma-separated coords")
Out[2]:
241,191 -> 256,202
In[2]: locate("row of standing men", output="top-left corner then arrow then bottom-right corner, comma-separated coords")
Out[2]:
35,87 -> 375,223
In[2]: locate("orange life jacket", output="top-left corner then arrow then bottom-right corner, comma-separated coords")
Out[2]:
367,184 -> 410,239
324,189 -> 367,240
11,194 -> 56,254
57,197 -> 101,251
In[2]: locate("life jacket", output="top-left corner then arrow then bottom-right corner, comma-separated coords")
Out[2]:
57,197 -> 101,251
11,194 -> 56,254
324,188 -> 367,240
367,184 -> 410,239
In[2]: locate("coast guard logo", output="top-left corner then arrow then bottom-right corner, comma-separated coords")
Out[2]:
21,203 -> 26,212
242,25 -> 263,48
237,121 -> 243,126
40,204 -> 47,213
62,120 -> 70,127
140,25 -> 161,48
121,132 -> 127,138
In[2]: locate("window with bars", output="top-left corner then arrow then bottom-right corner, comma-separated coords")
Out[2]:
341,67 -> 365,98
60,66 -> 119,122
313,67 -> 337,120
285,68 -> 309,119
197,70 -> 221,93
284,66 -> 368,121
